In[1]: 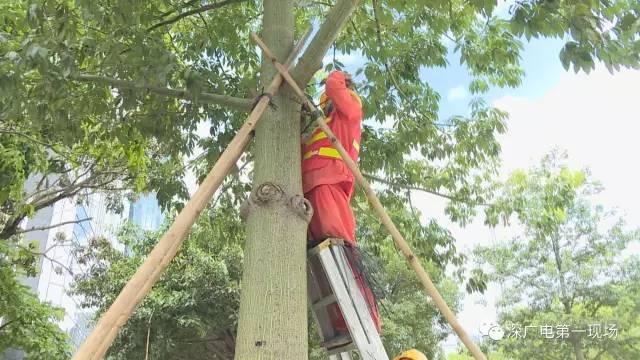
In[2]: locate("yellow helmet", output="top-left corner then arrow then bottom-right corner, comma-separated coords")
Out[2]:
393,349 -> 428,360
318,89 -> 362,112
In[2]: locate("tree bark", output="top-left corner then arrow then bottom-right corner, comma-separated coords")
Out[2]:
233,1 -> 309,359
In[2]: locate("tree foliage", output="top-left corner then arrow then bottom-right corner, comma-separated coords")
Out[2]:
475,152 -> 640,360
71,196 -> 244,360
3,0 -> 638,229
1,0 -> 639,357
0,237 -> 71,359
72,189 -> 460,360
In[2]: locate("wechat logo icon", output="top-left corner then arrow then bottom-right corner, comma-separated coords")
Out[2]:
480,322 -> 505,341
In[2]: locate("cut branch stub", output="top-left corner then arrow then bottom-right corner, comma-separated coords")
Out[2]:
289,194 -> 313,223
241,183 -> 313,223
252,182 -> 285,205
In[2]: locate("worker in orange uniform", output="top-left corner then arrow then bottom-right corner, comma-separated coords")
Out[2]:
301,70 -> 381,343
393,349 -> 429,360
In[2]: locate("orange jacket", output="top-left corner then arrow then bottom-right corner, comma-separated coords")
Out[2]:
302,71 -> 363,194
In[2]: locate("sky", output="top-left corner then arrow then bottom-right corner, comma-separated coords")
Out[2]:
411,44 -> 640,353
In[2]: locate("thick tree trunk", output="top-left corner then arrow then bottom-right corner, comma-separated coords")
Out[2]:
234,1 -> 309,359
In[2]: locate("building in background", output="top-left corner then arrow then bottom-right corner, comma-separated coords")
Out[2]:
29,194 -> 129,348
2,188 -> 164,359
128,193 -> 164,231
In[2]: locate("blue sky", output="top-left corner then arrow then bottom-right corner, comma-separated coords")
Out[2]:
425,37 -> 567,119
322,33 -> 568,122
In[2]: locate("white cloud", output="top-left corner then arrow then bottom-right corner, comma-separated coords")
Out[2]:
495,66 -> 640,225
322,51 -> 363,67
447,85 -> 468,101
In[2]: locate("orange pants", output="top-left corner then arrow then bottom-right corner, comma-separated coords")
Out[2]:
305,183 -> 382,333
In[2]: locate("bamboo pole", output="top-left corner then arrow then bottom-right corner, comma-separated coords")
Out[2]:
252,33 -> 488,360
73,29 -> 312,360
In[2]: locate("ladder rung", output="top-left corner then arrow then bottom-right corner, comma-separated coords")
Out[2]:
308,239 -> 389,359
322,333 -> 352,350
312,294 -> 337,309
326,342 -> 357,356
331,352 -> 353,360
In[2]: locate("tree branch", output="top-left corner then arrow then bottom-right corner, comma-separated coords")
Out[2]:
158,0 -> 199,19
31,181 -> 88,212
42,253 -> 74,276
15,218 -> 93,235
407,190 -> 422,224
0,319 -> 15,332
18,244 -> 75,276
74,74 -> 252,111
144,313 -> 154,360
0,129 -> 51,148
10,169 -> 124,241
364,173 -> 491,206
34,174 -> 47,193
371,0 -> 407,100
291,0 -> 361,86
0,129 -> 72,160
147,0 -> 248,31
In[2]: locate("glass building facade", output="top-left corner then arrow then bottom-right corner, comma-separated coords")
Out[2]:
29,194 -> 130,351
4,185 -> 164,359
128,193 -> 164,231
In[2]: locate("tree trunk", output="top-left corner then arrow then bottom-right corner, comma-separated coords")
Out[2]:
551,235 -> 570,309
0,215 -> 23,240
553,236 -> 583,360
234,1 -> 309,359
570,335 -> 586,360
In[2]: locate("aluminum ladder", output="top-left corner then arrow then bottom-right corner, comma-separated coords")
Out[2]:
307,238 -> 389,360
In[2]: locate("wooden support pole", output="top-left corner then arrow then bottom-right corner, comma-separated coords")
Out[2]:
251,34 -> 488,360
73,29 -> 312,360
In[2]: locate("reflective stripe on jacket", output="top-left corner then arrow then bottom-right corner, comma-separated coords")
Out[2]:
301,71 -> 363,179
302,121 -> 361,161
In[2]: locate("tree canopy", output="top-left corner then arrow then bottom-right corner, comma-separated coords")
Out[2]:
3,0 -> 639,221
71,199 -> 245,360
0,236 -> 71,358
475,152 -> 640,360
1,0 -> 639,357
71,184 -> 460,360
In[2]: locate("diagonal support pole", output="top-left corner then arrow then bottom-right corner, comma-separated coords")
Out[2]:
72,28 -> 312,360
251,33 -> 488,360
